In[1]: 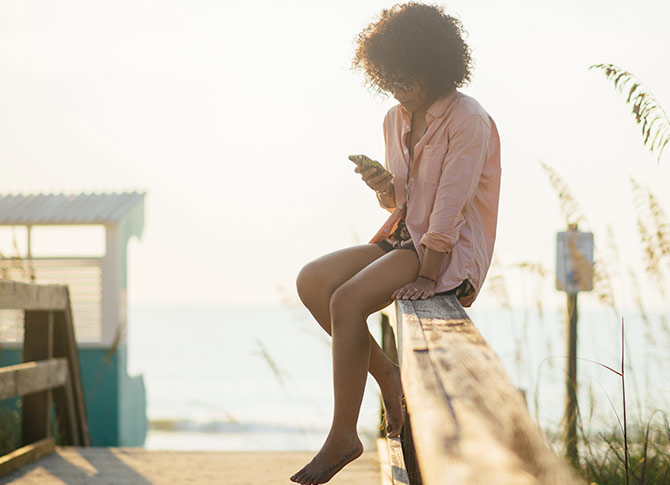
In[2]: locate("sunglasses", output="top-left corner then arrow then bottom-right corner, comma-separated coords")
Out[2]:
387,79 -> 415,92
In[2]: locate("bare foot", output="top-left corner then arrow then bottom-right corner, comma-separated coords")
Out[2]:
290,434 -> 363,484
380,363 -> 405,438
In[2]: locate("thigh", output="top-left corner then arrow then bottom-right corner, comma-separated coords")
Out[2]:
298,244 -> 388,294
331,249 -> 421,317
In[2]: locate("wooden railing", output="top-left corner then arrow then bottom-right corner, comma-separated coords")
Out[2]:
378,294 -> 583,485
0,279 -> 89,477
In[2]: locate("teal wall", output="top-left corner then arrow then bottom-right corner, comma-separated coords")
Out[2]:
0,343 -> 146,447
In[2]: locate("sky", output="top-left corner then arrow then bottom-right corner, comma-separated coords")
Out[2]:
1,0 -> 669,310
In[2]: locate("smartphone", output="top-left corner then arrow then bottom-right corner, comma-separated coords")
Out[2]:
348,154 -> 392,178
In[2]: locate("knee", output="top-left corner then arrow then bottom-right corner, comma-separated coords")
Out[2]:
296,260 -> 325,305
329,283 -> 362,321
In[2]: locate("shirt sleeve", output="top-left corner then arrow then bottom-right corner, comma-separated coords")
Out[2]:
378,112 -> 395,212
419,114 -> 490,253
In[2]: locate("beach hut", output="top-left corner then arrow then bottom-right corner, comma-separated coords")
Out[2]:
0,192 -> 147,446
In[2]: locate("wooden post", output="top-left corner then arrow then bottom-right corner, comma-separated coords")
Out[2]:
22,311 -> 54,445
564,292 -> 579,466
556,224 -> 593,469
52,294 -> 90,446
380,312 -> 422,485
380,313 -> 396,438
400,406 -> 422,485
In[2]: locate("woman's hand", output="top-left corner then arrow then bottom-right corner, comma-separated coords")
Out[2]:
392,277 -> 436,301
355,165 -> 392,193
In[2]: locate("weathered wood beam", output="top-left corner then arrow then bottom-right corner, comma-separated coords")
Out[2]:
0,358 -> 68,400
0,438 -> 55,477
378,437 -> 411,485
22,311 -> 55,446
394,295 -> 581,485
52,295 -> 90,446
0,280 -> 90,447
0,279 -> 68,310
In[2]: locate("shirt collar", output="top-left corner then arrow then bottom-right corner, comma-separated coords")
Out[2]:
426,89 -> 458,121
398,89 -> 459,125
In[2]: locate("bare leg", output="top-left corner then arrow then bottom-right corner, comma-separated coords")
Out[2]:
291,249 -> 420,485
296,244 -> 410,436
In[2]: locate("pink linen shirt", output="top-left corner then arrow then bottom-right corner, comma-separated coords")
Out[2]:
379,90 -> 501,306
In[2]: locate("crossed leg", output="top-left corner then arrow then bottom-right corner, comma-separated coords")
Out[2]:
295,244 -> 412,435
291,244 -> 420,485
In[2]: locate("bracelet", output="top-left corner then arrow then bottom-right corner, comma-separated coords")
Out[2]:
376,179 -> 394,196
418,275 -> 436,284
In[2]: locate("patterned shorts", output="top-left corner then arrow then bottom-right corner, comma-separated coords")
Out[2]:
374,218 -> 474,299
374,218 -> 416,253
374,237 -> 417,253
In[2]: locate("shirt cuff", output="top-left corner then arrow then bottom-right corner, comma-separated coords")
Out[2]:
419,231 -> 456,253
376,192 -> 395,212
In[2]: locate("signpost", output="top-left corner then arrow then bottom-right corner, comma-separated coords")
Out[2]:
556,224 -> 594,466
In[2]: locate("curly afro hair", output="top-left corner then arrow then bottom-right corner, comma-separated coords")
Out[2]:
352,3 -> 473,100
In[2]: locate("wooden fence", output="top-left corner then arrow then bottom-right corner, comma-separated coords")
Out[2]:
378,294 -> 583,485
0,279 -> 89,477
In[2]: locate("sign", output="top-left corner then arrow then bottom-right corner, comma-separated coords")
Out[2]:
556,228 -> 594,293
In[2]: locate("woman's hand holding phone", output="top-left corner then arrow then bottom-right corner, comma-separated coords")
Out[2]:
349,154 -> 393,193
355,165 -> 393,192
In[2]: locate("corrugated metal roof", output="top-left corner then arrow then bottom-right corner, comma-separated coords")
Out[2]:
0,192 -> 145,225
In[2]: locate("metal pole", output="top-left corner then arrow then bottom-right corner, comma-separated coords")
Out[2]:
565,292 -> 578,466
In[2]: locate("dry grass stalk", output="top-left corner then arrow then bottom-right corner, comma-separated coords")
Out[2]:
630,178 -> 670,297
643,185 -> 670,258
589,226 -> 621,318
539,161 -> 588,227
255,339 -> 290,391
515,261 -> 547,278
515,261 -> 547,320
592,259 -> 619,317
590,63 -> 670,163
661,315 -> 670,338
0,228 -> 35,281
0,250 -> 7,279
627,267 -> 654,348
604,225 -> 621,279
486,256 -> 511,311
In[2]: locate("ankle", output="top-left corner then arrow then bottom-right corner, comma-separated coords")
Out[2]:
326,428 -> 359,445
377,362 -> 401,385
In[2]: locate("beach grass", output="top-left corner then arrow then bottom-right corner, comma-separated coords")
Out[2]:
573,417 -> 670,485
530,161 -> 670,483
0,402 -> 21,456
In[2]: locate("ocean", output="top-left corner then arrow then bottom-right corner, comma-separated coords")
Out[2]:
127,304 -> 385,451
127,302 -> 670,451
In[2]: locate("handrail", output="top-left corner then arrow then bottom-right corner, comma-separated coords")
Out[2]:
0,259 -> 104,343
382,294 -> 582,485
0,279 -> 90,477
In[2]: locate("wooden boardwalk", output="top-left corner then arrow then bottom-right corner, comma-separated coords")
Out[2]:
0,447 -> 381,484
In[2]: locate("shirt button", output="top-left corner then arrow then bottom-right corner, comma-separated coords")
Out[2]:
404,149 -> 408,154
410,177 -> 415,183
398,204 -> 404,209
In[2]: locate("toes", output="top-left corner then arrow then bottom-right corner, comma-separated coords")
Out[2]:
305,473 -> 317,485
386,416 -> 404,437
290,469 -> 305,483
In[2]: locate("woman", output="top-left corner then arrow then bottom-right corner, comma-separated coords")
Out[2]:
290,3 -> 501,484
